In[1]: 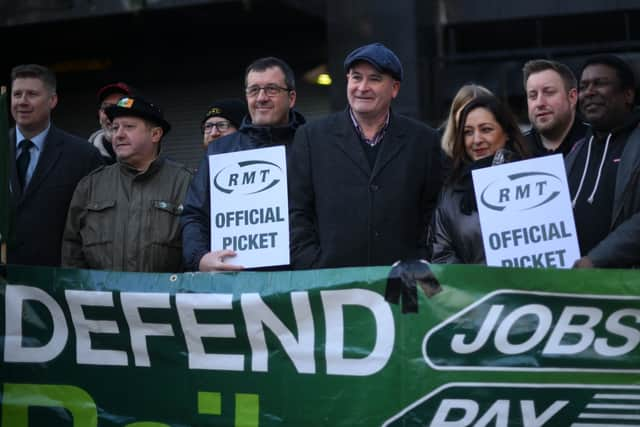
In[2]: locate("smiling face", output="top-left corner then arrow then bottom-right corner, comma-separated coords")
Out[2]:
463,107 -> 508,161
526,69 -> 577,137
346,61 -> 400,121
11,77 -> 57,137
111,116 -> 162,170
579,63 -> 635,131
245,66 -> 295,126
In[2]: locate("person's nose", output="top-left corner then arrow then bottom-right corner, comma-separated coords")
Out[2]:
531,94 -> 545,109
113,126 -> 125,138
471,130 -> 483,144
356,78 -> 370,91
581,81 -> 596,97
256,88 -> 270,101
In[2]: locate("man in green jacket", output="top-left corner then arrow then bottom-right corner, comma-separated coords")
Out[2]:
61,96 -> 193,272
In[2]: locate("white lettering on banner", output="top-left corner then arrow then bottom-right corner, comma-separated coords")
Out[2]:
176,293 -> 244,371
321,289 -> 394,376
596,309 -> 640,356
66,290 -> 128,366
3,285 -> 395,376
452,304 -> 554,355
430,399 -> 568,427
242,292 -> 315,373
120,293 -> 175,367
494,305 -> 552,355
4,285 -> 68,363
449,303 -> 640,357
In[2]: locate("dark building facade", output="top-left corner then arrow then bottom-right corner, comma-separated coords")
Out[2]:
2,0 -> 639,168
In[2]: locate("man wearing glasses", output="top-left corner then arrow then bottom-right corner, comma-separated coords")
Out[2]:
90,82 -> 133,164
181,56 -> 306,271
200,98 -> 248,148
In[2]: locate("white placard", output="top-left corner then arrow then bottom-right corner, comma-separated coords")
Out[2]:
472,154 -> 580,268
209,146 -> 289,269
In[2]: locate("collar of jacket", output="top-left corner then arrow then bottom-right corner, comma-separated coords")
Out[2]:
119,156 -> 164,178
240,109 -> 306,146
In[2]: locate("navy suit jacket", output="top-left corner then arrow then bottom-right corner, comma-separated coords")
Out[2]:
8,125 -> 104,266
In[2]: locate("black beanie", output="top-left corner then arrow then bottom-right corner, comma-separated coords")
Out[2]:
201,98 -> 248,129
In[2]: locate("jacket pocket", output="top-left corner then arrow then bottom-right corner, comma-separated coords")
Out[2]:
149,200 -> 184,272
150,200 -> 183,244
81,199 -> 116,269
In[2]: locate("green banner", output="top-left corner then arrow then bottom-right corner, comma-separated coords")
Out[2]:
1,264 -> 639,426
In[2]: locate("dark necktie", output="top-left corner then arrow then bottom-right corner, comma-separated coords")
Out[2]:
16,139 -> 33,189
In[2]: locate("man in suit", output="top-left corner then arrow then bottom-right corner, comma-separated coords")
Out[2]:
8,63 -> 103,266
288,43 -> 443,269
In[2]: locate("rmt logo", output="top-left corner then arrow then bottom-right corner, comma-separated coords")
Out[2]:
382,383 -> 640,427
479,172 -> 562,212
213,160 -> 282,195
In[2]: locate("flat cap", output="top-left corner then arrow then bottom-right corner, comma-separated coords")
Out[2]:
344,42 -> 403,81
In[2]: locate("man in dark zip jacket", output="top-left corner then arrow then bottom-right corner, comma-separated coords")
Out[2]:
566,54 -> 640,268
522,59 -> 588,157
181,56 -> 305,272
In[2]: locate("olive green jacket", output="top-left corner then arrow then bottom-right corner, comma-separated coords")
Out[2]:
61,157 -> 193,272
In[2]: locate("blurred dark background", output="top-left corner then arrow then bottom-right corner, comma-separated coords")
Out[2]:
2,0 -> 639,169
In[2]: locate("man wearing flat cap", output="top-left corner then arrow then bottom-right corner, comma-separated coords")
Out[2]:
288,42 -> 443,268
62,96 -> 193,272
89,82 -> 133,163
201,98 -> 248,148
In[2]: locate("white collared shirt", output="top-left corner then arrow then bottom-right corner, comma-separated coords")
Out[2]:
15,123 -> 50,187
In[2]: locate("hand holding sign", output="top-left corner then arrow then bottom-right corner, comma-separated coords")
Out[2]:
198,249 -> 244,271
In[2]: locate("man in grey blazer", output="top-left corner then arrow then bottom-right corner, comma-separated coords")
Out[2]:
8,64 -> 103,267
288,43 -> 443,269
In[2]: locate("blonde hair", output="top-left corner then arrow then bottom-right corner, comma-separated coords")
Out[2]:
441,83 -> 493,157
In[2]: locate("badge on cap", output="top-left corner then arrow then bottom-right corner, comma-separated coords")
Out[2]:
207,107 -> 222,115
117,97 -> 134,108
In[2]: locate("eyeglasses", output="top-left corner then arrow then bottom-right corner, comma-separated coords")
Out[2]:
245,84 -> 290,97
202,120 -> 232,134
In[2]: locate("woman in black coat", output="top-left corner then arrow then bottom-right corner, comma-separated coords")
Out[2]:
427,95 -> 530,264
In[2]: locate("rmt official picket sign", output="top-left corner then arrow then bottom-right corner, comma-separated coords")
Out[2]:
209,146 -> 290,268
472,154 -> 580,268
